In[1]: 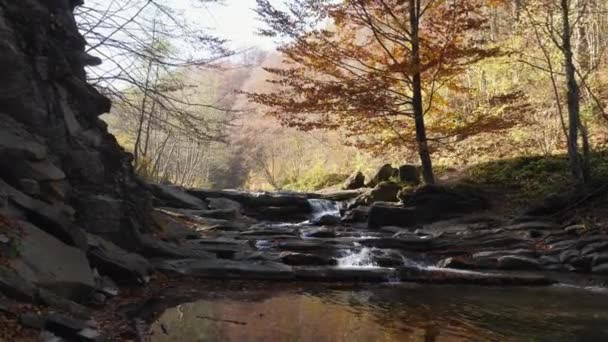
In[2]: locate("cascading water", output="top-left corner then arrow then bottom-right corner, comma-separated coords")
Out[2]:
307,199 -> 341,221
337,247 -> 379,268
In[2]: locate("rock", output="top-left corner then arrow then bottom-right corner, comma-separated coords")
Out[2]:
150,210 -> 201,240
314,189 -> 365,201
400,184 -> 489,213
174,208 -> 240,221
43,313 -> 103,341
301,227 -> 336,238
40,331 -> 64,342
0,179 -> 86,249
76,195 -> 141,247
472,249 -> 538,260
358,236 -> 433,251
194,238 -> 252,258
504,221 -> 558,231
18,178 -> 40,196
397,165 -> 420,184
148,183 -> 207,210
155,258 -> 295,280
342,205 -> 370,223
279,252 -> 337,266
370,185 -> 488,229
207,197 -> 242,215
591,263 -> 608,274
366,164 -> 396,188
0,266 -> 38,302
398,266 -> 554,286
86,234 -> 150,284
37,288 -> 92,319
20,312 -> 46,330
276,240 -> 343,253
368,182 -> 401,203
582,241 -> 608,256
294,266 -> 397,282
139,235 -> 216,259
0,0 -> 151,257
497,255 -> 540,270
188,189 -> 311,210
367,203 -> 421,229
10,221 -> 94,301
240,229 -> 298,237
592,252 -> 608,266
0,123 -> 47,161
342,171 -> 365,190
436,257 -> 476,269
559,249 -> 580,263
311,214 -> 341,226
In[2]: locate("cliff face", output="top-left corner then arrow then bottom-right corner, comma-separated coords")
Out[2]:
0,0 -> 149,249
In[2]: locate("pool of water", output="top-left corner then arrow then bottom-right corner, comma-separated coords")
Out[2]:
149,283 -> 608,341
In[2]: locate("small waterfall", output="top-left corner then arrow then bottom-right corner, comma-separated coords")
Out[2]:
308,199 -> 341,221
337,248 -> 379,268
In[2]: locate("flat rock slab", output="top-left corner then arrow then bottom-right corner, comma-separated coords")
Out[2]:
504,221 -> 558,231
399,267 -> 555,286
358,237 -> 433,251
155,259 -> 295,280
294,266 -> 397,282
11,221 -> 94,301
140,235 -> 216,259
87,233 -> 150,284
148,184 -> 208,210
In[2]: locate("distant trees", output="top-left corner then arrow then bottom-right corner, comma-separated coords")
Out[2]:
249,0 -> 506,184
519,0 -> 608,188
76,0 -> 238,183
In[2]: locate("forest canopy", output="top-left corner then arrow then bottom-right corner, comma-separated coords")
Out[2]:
79,0 -> 608,192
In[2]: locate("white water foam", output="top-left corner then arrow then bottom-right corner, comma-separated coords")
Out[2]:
337,248 -> 380,268
308,199 -> 341,221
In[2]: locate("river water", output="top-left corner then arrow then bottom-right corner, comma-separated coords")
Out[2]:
149,282 -> 608,341
148,199 -> 608,341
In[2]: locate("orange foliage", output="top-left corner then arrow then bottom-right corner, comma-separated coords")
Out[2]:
249,0 -> 508,155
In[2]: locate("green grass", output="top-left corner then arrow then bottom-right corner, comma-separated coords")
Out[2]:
463,151 -> 608,204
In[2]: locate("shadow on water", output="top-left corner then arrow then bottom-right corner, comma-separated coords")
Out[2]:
147,282 -> 608,342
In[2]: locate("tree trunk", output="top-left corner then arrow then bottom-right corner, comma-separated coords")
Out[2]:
561,0 -> 585,188
410,0 -> 435,184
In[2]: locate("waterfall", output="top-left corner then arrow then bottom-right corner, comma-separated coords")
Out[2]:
337,248 -> 379,268
308,199 -> 341,220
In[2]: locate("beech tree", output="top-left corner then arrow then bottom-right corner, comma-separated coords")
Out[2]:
249,0 -> 504,184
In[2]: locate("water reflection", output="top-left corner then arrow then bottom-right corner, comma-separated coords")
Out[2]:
150,284 -> 608,341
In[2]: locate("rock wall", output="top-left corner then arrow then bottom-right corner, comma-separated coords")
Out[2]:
0,0 -> 150,249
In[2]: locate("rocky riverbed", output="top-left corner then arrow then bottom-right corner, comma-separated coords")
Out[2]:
2,0 -> 608,340
4,181 -> 608,340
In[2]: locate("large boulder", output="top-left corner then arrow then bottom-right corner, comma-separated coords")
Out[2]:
10,221 -> 95,301
369,182 -> 401,202
366,164 -> 396,188
342,171 -> 365,190
370,185 -> 489,228
397,165 -> 420,184
86,234 -> 151,284
148,183 -> 208,210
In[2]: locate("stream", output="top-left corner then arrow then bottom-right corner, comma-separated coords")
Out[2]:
148,282 -> 608,341
146,199 -> 608,341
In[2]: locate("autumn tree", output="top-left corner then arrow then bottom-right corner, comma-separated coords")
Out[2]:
249,0 -> 505,184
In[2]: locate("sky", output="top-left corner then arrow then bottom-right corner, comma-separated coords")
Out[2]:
177,0 -> 280,51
